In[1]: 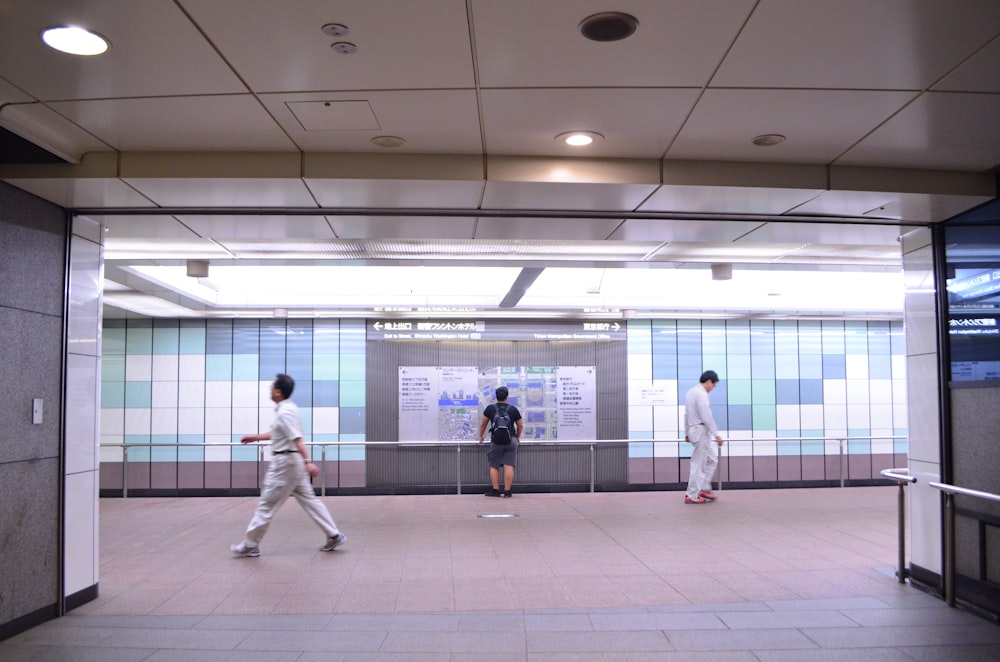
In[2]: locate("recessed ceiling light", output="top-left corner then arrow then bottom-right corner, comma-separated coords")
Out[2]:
330,41 -> 358,54
751,133 -> 786,147
41,26 -> 110,55
371,135 -> 406,148
555,131 -> 604,147
321,23 -> 350,38
579,12 -> 639,42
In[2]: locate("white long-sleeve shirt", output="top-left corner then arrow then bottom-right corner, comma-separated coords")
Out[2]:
684,383 -> 719,439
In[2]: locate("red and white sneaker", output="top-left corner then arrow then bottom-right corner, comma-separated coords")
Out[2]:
699,490 -> 717,501
684,495 -> 706,504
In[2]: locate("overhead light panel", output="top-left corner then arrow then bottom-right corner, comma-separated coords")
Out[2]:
555,131 -> 604,147
41,26 -> 110,55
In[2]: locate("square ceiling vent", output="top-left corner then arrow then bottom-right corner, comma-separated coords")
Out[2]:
286,100 -> 380,131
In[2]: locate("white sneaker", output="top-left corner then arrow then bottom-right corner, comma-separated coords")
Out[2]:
230,542 -> 260,557
320,533 -> 347,552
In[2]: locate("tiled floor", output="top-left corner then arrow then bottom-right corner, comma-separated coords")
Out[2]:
3,487 -> 1000,660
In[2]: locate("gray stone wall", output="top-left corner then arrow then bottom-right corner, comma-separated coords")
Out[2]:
0,182 -> 66,634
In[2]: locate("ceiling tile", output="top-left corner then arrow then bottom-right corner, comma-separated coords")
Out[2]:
608,219 -> 763,243
306,179 -> 485,209
1,177 -> 155,208
482,181 -> 657,212
713,0 -> 1000,89
48,96 -> 297,152
668,89 -> 917,165
472,0 -> 754,87
933,38 -> 1000,93
261,90 -> 483,153
475,217 -> 622,240
0,0 -> 246,100
179,0 -> 476,92
177,215 -> 338,240
327,215 -> 477,240
122,178 -> 317,207
481,88 -> 701,158
835,92 -> 1000,171
92,215 -> 201,240
640,185 -> 823,215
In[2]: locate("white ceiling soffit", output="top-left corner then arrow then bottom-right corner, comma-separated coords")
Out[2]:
2,0 -> 998,321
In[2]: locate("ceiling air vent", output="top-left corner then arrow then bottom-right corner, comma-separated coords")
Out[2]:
579,12 -> 639,42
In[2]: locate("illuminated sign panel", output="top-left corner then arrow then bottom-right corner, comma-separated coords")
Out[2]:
368,320 -> 625,341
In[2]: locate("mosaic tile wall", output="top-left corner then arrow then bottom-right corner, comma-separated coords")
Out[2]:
99,318 -> 366,489
99,317 -> 908,490
626,319 -> 908,483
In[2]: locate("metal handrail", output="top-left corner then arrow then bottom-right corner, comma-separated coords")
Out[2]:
929,481 -> 1000,607
880,468 -> 917,584
101,435 -> 905,498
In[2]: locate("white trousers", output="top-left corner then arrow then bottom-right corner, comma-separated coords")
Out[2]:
243,453 -> 341,546
685,425 -> 718,499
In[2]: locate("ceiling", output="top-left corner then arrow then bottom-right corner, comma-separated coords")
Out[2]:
1,0 -> 998,320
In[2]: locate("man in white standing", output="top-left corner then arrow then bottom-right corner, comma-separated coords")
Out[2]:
684,370 -> 725,504
231,373 -> 347,556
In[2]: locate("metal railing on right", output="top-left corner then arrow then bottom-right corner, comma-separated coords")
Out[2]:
929,481 -> 1000,607
879,468 -> 917,584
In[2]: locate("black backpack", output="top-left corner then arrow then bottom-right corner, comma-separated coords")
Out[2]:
490,403 -> 513,445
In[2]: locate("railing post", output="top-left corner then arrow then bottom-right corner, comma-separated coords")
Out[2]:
896,483 -> 907,583
457,444 -> 462,495
943,492 -> 955,607
321,444 -> 327,497
590,443 -> 595,493
122,445 -> 128,499
839,438 -> 845,488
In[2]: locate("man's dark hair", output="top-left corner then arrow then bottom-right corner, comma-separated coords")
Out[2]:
274,373 -> 295,399
699,370 -> 719,384
495,386 -> 509,401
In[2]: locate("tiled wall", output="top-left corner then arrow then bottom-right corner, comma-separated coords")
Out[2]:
99,318 -> 366,490
100,317 -> 908,491
626,319 -> 908,484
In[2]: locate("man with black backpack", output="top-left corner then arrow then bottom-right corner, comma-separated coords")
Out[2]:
478,386 -> 523,497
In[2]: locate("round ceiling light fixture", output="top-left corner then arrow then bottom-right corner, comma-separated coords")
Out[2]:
41,25 -> 110,55
579,12 -> 639,42
330,41 -> 358,54
321,23 -> 350,37
371,135 -> 406,148
751,133 -> 786,147
555,131 -> 604,147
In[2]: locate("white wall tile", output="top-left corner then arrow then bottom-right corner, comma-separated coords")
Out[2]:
152,354 -> 179,380
178,355 -> 206,380
65,354 -> 99,474
205,382 -> 233,407
846,379 -> 870,404
776,404 -> 800,429
869,379 -> 893,404
151,381 -> 178,408
870,404 -> 894,429
800,405 -> 825,430
313,407 -> 340,434
125,355 -> 153,381
205,408 -> 232,435
123,408 -> 151,435
823,379 -> 847,404
906,353 -> 941,463
205,437 -> 235,462
232,381 -> 261,407
232,407 -> 259,435
100,408 -> 125,435
824,404 -> 847,429
628,405 -> 653,431
652,405 -> 679,436
177,407 -> 205,434
64,470 -> 97,595
847,403 -> 871,429
178,381 -> 206,407
150,408 -> 178,434
846,354 -> 869,379
67,236 -> 102,357
627,354 -> 653,381
909,458 -> 942,572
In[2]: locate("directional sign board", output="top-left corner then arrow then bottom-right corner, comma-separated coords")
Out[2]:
368,320 -> 625,341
